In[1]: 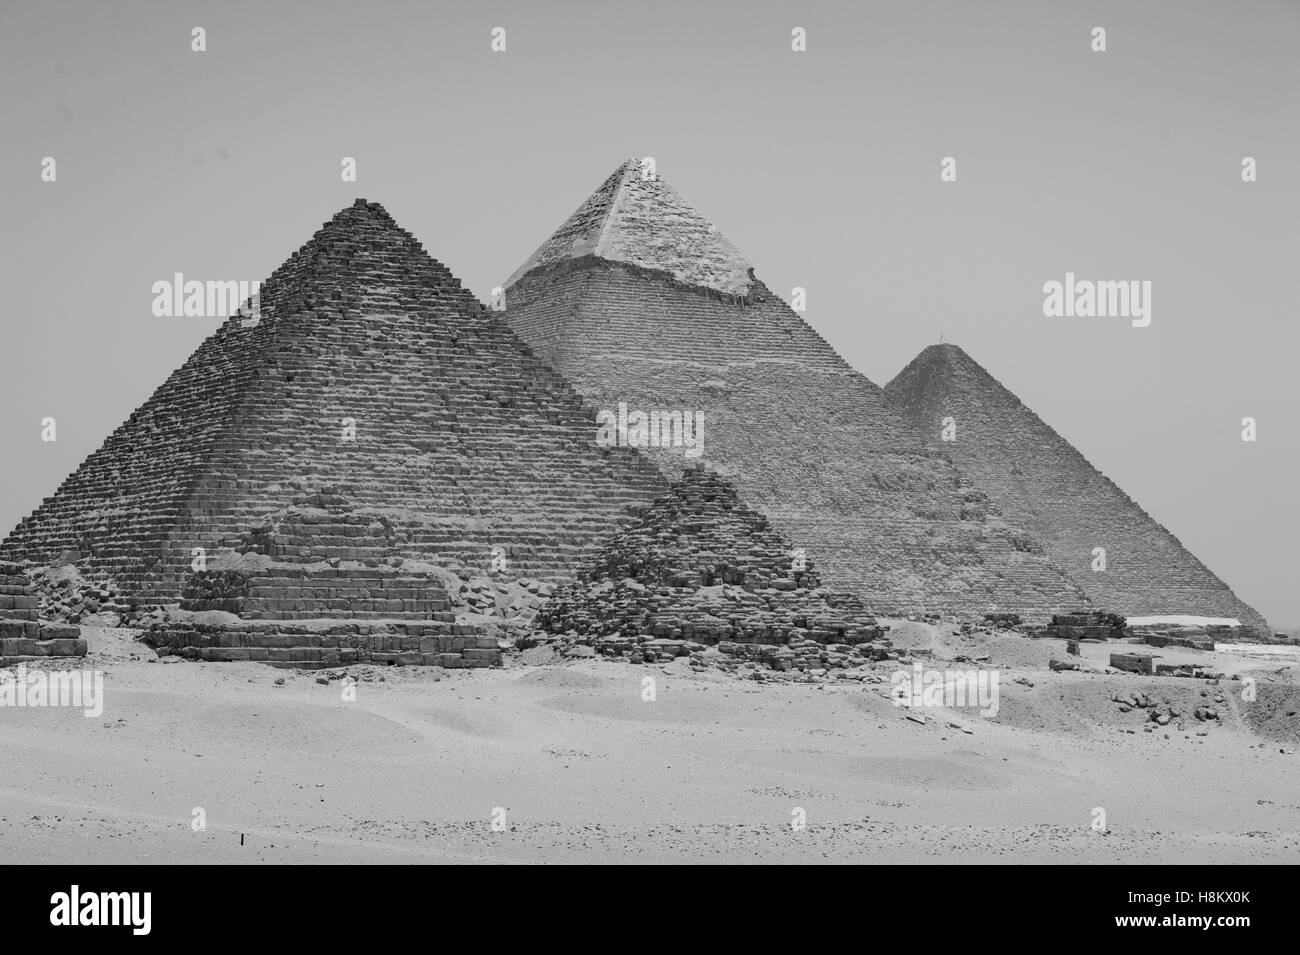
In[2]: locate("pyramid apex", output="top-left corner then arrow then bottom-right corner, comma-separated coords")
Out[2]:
340,197 -> 390,215
885,342 -> 1007,407
904,341 -> 981,373
921,340 -> 967,356
505,158 -> 754,296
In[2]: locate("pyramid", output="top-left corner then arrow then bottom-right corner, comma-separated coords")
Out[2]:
1,199 -> 669,619
540,465 -> 885,655
503,159 -> 1088,619
885,343 -> 1269,636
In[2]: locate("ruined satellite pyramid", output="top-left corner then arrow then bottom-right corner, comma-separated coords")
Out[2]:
1,199 -> 668,615
540,464 -> 884,646
885,343 -> 1269,636
502,159 -> 1089,619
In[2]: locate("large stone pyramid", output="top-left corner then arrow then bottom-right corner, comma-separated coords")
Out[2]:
1,199 -> 668,613
885,343 -> 1269,635
502,159 -> 1088,619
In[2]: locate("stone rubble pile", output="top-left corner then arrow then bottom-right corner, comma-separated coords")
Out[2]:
25,565 -> 138,627
1154,662 -> 1224,679
1111,683 -> 1229,734
982,612 -> 1023,628
456,576 -> 555,626
0,560 -> 86,664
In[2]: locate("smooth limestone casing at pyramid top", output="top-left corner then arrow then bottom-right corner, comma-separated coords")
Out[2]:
1,200 -> 669,608
885,344 -> 1269,636
502,160 -> 1093,620
501,159 -> 1268,628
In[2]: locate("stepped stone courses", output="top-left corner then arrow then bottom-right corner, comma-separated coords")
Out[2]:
2,200 -> 672,666
0,561 -> 86,664
504,159 -> 1090,620
884,344 -> 1269,636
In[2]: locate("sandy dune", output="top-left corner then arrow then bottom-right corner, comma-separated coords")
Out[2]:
2,625 -> 1297,864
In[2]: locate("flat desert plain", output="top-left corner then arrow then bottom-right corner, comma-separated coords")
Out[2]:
2,624 -> 1298,864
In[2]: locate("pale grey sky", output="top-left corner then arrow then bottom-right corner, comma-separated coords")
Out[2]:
1,0 -> 1296,624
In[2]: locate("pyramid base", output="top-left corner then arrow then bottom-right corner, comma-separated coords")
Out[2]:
0,640 -> 89,667
143,618 -> 501,668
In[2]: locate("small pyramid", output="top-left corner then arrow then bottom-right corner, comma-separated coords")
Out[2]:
540,467 -> 884,650
587,465 -> 822,590
504,161 -> 1087,620
2,200 -> 669,614
885,343 -> 1269,635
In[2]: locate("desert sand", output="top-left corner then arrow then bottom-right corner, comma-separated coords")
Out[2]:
2,623 -> 1298,864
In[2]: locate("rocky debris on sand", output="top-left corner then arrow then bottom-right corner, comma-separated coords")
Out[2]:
1154,662 -> 1223,679
503,626 -> 904,682
1112,687 -> 1223,733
